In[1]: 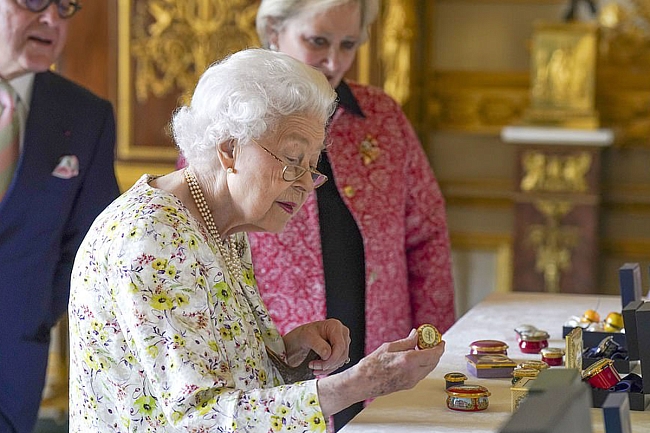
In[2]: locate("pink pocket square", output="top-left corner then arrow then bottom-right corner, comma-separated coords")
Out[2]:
52,155 -> 79,179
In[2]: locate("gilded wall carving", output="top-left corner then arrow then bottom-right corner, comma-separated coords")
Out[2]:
118,0 -> 259,162
423,0 -> 650,148
131,0 -> 259,103
381,0 -> 415,105
520,151 -> 592,193
527,200 -> 579,293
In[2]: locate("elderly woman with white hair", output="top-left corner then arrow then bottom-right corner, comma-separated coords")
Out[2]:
68,48 -> 445,433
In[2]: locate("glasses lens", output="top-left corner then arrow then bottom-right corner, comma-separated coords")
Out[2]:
20,0 -> 51,12
58,0 -> 80,18
282,165 -> 306,182
312,172 -> 328,188
17,0 -> 79,17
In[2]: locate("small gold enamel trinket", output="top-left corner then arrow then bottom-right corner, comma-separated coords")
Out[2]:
417,324 -> 441,349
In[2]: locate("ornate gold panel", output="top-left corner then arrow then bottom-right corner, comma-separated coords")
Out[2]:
426,71 -> 530,134
527,199 -> 579,293
117,0 -> 260,162
420,1 -> 650,148
520,151 -> 592,193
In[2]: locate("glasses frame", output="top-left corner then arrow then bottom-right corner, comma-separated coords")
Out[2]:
15,0 -> 82,19
252,140 -> 328,189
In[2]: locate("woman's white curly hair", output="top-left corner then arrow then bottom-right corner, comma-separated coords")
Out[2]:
172,48 -> 337,169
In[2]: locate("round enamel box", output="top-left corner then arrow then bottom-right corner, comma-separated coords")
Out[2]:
445,384 -> 491,411
469,339 -> 509,356
582,358 -> 621,389
540,347 -> 565,366
416,324 -> 441,349
518,330 -> 549,354
444,372 -> 468,389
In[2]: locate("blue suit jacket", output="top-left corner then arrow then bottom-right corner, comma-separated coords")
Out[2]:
0,71 -> 120,433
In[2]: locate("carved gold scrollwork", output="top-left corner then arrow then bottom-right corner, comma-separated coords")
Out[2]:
520,151 -> 592,193
130,0 -> 259,104
527,200 -> 579,293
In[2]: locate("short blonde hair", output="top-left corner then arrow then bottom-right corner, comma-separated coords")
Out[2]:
256,0 -> 380,48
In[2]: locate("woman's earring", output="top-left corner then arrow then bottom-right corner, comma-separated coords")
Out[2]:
227,167 -> 235,174
269,43 -> 278,51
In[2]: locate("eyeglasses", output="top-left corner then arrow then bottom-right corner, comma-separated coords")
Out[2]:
15,0 -> 82,19
252,140 -> 328,189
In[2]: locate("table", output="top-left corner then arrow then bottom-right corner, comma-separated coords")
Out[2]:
340,291 -> 650,433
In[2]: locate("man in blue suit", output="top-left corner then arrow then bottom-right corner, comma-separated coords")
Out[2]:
0,1 -> 120,432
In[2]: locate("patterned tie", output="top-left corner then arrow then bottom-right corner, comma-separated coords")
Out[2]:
0,80 -> 20,200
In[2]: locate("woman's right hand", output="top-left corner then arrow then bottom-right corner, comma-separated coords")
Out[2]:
315,329 -> 445,418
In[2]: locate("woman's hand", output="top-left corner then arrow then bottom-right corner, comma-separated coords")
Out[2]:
283,319 -> 351,375
315,329 -> 446,418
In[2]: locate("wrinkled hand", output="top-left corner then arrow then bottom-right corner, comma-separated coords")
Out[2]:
283,319 -> 351,375
315,329 -> 445,418
353,329 -> 445,399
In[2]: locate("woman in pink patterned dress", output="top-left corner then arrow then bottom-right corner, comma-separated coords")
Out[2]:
251,1 -> 456,429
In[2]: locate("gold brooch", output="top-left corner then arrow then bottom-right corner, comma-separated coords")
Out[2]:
359,134 -> 380,165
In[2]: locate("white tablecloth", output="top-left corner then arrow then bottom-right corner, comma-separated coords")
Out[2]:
340,291 -> 649,433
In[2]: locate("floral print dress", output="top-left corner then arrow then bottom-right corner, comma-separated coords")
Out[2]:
68,175 -> 326,433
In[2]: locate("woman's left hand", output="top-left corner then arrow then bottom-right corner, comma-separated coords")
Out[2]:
283,319 -> 351,375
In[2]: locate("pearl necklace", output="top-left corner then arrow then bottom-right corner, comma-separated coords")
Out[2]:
184,169 -> 242,279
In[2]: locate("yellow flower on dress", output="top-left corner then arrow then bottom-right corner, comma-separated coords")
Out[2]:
127,226 -> 141,239
196,395 -> 216,416
187,235 -> 199,249
134,395 -> 157,416
146,345 -> 159,358
307,413 -> 326,432
156,412 -> 167,425
219,327 -> 233,341
258,368 -> 267,384
84,351 -> 99,370
270,415 -> 283,432
214,281 -> 232,301
152,258 -> 168,270
243,267 -> 256,286
172,334 -> 185,346
276,405 -> 290,417
150,292 -> 173,310
165,265 -> 177,279
175,293 -> 189,307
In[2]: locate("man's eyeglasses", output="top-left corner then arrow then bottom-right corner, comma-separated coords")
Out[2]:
252,140 -> 328,189
15,0 -> 82,19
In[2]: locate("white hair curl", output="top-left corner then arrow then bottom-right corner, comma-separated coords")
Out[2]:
172,48 -> 337,168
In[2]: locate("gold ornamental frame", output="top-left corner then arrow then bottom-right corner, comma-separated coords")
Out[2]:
117,0 -> 259,162
117,0 -> 176,162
